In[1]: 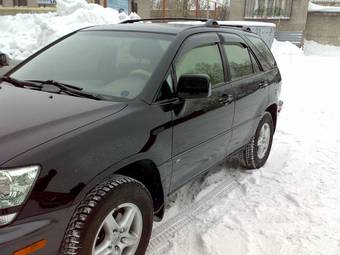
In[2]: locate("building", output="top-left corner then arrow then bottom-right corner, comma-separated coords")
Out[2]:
150,0 -> 340,46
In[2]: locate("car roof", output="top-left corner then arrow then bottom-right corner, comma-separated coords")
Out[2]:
82,22 -> 253,36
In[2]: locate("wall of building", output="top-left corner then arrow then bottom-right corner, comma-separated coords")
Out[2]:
305,11 -> 340,45
229,0 -> 310,32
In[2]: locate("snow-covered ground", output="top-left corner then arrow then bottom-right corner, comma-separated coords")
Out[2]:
1,1 -> 340,253
150,41 -> 340,255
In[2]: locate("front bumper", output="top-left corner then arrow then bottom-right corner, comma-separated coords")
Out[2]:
0,205 -> 76,255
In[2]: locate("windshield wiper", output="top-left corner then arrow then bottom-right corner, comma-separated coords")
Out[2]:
26,79 -> 103,100
1,76 -> 42,89
27,80 -> 83,91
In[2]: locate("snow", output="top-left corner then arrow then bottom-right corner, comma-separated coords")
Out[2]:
0,0 -> 139,60
304,40 -> 340,57
309,2 -> 340,12
155,40 -> 340,255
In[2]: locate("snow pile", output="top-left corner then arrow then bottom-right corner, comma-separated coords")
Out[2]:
271,39 -> 304,57
304,40 -> 340,57
0,0 -> 139,60
309,2 -> 340,13
156,41 -> 340,255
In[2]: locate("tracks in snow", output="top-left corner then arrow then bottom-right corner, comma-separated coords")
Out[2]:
146,171 -> 242,255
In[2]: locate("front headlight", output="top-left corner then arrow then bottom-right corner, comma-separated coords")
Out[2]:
0,165 -> 40,210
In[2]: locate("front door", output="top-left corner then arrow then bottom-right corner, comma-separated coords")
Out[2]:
170,33 -> 235,191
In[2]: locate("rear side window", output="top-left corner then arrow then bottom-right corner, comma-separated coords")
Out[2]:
246,35 -> 276,70
176,44 -> 224,86
224,44 -> 253,80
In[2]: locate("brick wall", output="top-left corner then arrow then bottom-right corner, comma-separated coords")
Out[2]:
305,11 -> 340,45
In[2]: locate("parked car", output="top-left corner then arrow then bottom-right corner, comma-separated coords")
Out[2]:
0,19 -> 282,255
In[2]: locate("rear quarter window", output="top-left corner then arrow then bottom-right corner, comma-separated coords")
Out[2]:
246,35 -> 276,71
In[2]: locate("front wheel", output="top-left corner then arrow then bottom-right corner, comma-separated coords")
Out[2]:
241,112 -> 274,169
60,175 -> 153,255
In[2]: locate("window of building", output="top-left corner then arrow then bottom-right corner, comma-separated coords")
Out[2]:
224,44 -> 254,80
13,0 -> 27,6
176,45 -> 224,86
245,0 -> 293,19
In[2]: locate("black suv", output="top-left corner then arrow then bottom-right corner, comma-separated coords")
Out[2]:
0,19 -> 282,255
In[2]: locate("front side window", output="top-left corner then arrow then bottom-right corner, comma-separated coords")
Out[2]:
11,31 -> 173,100
224,44 -> 254,80
245,0 -> 293,19
157,73 -> 174,101
175,44 -> 224,86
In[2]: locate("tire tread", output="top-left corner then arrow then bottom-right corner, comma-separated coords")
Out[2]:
59,175 -> 151,255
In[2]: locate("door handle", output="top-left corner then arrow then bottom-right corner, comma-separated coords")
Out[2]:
219,94 -> 234,104
258,81 -> 269,89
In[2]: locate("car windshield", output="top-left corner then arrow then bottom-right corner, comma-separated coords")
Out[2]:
10,31 -> 173,100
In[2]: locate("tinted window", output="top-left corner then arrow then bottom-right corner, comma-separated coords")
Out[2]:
11,31 -> 173,100
157,74 -> 174,101
246,35 -> 276,70
250,52 -> 261,73
224,44 -> 253,80
176,44 -> 224,86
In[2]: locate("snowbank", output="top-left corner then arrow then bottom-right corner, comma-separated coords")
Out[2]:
0,0 -> 139,60
308,2 -> 340,13
304,40 -> 340,56
271,39 -> 303,58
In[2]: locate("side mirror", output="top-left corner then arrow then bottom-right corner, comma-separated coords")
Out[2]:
0,53 -> 8,67
177,74 -> 211,99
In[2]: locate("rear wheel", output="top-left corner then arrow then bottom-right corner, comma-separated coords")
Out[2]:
240,112 -> 274,169
60,175 -> 153,255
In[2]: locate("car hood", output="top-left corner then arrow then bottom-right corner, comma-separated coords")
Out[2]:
0,83 -> 127,165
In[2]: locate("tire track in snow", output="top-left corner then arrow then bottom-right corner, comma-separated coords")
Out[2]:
146,173 -> 241,255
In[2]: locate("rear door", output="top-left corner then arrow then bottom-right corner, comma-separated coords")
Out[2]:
170,33 -> 235,191
220,33 -> 269,153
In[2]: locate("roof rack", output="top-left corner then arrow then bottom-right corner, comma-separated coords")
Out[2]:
219,24 -> 252,32
120,18 -> 252,32
120,17 -> 208,24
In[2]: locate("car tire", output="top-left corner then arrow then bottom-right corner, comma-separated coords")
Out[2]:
240,112 -> 274,169
60,175 -> 153,255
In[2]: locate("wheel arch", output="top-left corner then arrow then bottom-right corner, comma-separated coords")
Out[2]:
115,159 -> 165,221
265,103 -> 278,131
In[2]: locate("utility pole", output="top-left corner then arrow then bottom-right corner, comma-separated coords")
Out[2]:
196,0 -> 199,18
